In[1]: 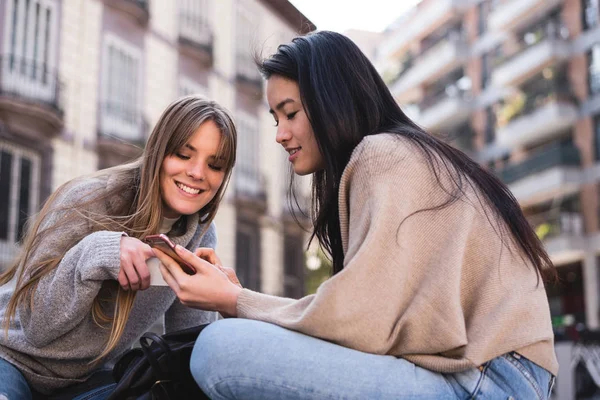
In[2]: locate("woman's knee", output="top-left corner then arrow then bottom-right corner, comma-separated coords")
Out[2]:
190,319 -> 264,388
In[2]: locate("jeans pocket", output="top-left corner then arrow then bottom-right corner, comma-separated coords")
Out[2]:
503,353 -> 546,400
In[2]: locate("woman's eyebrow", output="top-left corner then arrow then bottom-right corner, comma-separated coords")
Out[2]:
269,98 -> 296,114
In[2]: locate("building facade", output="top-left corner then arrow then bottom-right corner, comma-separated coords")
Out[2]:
378,0 -> 600,396
0,0 -> 314,298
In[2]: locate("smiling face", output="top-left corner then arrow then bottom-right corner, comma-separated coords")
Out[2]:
159,119 -> 226,219
267,75 -> 324,176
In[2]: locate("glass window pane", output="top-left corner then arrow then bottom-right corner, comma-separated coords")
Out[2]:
17,157 -> 31,242
0,151 -> 13,241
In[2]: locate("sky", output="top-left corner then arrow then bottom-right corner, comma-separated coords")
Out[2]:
289,0 -> 421,33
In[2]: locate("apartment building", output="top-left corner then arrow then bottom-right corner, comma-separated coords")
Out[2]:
0,0 -> 314,299
378,0 -> 600,341
377,2 -> 600,396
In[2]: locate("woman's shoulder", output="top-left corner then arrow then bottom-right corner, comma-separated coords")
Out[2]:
346,133 -> 426,176
352,133 -> 420,162
52,170 -> 135,211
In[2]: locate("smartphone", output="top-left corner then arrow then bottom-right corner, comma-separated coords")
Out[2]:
144,234 -> 196,275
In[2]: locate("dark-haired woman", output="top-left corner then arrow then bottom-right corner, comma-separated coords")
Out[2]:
155,31 -> 558,399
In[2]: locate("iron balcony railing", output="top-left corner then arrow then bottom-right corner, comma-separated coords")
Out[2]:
0,55 -> 63,114
235,164 -> 267,201
492,19 -> 568,67
98,102 -> 147,143
496,79 -> 574,128
499,140 -> 580,184
528,211 -> 583,241
179,12 -> 213,55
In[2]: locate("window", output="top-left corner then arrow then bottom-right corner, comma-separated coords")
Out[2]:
584,0 -> 600,30
235,111 -> 262,196
235,219 -> 261,291
100,34 -> 142,141
477,1 -> 492,35
0,141 -> 40,266
485,106 -> 496,144
2,0 -> 58,103
481,53 -> 491,90
589,44 -> 600,96
235,5 -> 260,82
178,0 -> 211,47
594,114 -> 600,161
178,77 -> 206,97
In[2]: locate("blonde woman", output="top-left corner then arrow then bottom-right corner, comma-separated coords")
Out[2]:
0,96 -> 236,400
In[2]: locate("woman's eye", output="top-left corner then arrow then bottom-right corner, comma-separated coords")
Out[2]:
287,112 -> 298,120
209,164 -> 224,171
176,153 -> 191,160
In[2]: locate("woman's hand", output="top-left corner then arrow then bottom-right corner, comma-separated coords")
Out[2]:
155,245 -> 242,317
118,236 -> 155,291
194,248 -> 242,288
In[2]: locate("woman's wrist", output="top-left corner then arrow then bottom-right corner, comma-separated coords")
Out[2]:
220,285 -> 242,318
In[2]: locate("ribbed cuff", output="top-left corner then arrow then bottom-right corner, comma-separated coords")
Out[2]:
84,230 -> 126,280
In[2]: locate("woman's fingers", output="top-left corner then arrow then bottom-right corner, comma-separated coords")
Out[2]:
117,269 -> 129,290
154,248 -> 191,281
218,265 -> 242,288
121,261 -> 140,290
175,245 -> 215,274
158,260 -> 180,292
133,255 -> 151,290
194,247 -> 222,265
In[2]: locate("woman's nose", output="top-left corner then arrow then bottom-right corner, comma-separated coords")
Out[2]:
187,162 -> 206,180
276,126 -> 291,144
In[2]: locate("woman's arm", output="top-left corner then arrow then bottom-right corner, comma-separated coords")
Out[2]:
17,180 -> 153,347
156,139 -> 475,355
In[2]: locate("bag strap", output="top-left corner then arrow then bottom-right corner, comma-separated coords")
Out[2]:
140,332 -> 172,378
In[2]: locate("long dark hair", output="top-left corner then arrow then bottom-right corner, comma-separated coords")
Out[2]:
258,31 -> 555,282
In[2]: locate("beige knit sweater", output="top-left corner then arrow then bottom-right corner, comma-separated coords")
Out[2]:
237,134 -> 559,375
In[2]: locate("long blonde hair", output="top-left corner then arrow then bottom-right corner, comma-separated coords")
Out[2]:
0,96 -> 237,363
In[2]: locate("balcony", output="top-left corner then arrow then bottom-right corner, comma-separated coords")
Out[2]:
379,0 -> 467,59
391,35 -> 467,99
489,0 -> 562,32
178,13 -> 213,65
499,141 -> 582,207
492,36 -> 570,88
0,55 -> 64,137
103,0 -> 149,25
97,102 -> 146,167
496,87 -> 577,149
235,52 -> 262,97
418,90 -> 472,132
529,211 -> 585,266
234,166 -> 267,211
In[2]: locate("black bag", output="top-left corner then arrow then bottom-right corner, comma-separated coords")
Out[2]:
107,324 -> 211,400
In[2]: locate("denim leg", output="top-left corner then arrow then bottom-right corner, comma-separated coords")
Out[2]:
448,352 -> 554,400
190,319 -> 457,400
69,384 -> 116,400
45,369 -> 115,400
0,358 -> 32,400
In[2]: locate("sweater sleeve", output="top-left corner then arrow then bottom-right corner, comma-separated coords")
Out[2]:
236,139 -> 475,355
164,222 -> 219,332
18,181 -> 125,348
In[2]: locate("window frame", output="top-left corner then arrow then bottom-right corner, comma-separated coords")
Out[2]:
100,33 -> 144,141
0,141 -> 40,266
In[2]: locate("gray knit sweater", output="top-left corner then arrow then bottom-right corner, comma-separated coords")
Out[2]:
0,173 -> 218,394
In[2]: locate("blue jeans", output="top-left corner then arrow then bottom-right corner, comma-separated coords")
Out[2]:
190,319 -> 555,400
0,358 -> 115,400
